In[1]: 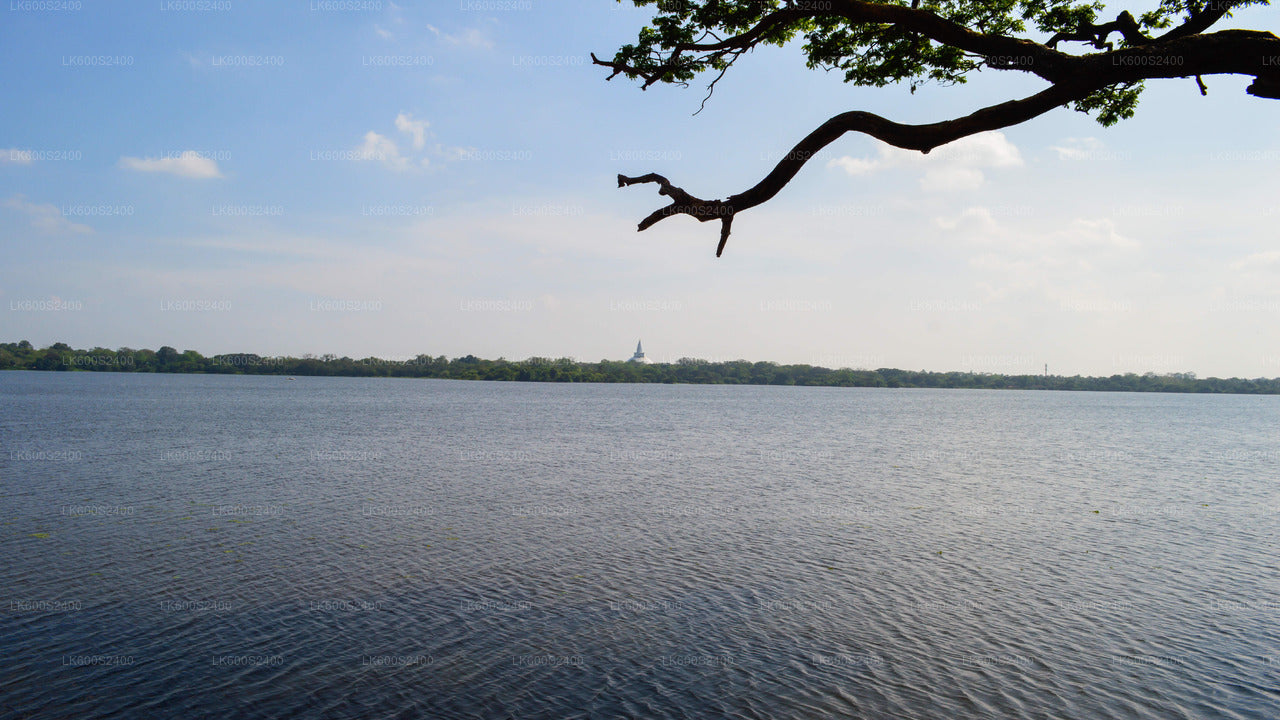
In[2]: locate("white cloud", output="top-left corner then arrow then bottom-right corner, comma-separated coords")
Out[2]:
926,205 -> 1143,306
937,132 -> 1023,168
395,112 -> 428,150
119,151 -> 223,179
1050,137 -> 1103,160
426,23 -> 492,49
827,131 -> 1022,191
356,115 -> 472,171
1047,136 -> 1135,163
826,156 -> 878,175
1231,250 -> 1280,272
934,206 -> 998,233
354,131 -> 409,171
1,148 -> 33,165
1058,218 -> 1138,251
432,143 -> 474,162
449,28 -> 492,49
2,195 -> 92,235
935,207 -> 1137,254
375,1 -> 405,38
920,166 -> 985,193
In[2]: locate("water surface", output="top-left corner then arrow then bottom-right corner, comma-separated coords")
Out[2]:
2,372 -> 1278,718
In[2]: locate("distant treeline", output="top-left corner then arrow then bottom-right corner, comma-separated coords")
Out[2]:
4,340 -> 1280,394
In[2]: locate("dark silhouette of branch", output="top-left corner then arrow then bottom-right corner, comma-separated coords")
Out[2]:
594,2 -> 1077,87
1047,11 -> 1149,49
618,83 -> 1092,256
1158,1 -> 1242,42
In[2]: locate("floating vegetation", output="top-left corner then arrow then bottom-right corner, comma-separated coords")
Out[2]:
29,532 -> 50,538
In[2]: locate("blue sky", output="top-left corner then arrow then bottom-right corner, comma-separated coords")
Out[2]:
2,0 -> 1279,377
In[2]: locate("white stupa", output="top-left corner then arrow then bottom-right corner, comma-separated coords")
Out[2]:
628,340 -> 650,364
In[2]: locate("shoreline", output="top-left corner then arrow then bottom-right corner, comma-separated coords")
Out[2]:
4,341 -> 1279,395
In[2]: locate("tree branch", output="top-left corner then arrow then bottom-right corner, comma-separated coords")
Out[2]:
602,1 -> 1280,257
618,83 -> 1093,256
1158,1 -> 1241,42
823,0 -> 1070,80
594,1 -> 1078,87
1047,11 -> 1150,49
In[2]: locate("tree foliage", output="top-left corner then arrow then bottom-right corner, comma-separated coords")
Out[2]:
4,340 -> 1279,394
596,0 -> 1278,255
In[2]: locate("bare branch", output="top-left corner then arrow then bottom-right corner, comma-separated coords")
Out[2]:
693,50 -> 744,116
618,83 -> 1093,256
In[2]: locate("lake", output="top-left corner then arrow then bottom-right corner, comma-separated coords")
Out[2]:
2,371 -> 1278,718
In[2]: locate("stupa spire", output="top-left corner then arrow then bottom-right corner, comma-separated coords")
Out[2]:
628,340 -> 648,363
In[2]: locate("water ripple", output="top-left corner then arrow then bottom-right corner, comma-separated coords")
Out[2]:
2,373 -> 1279,718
